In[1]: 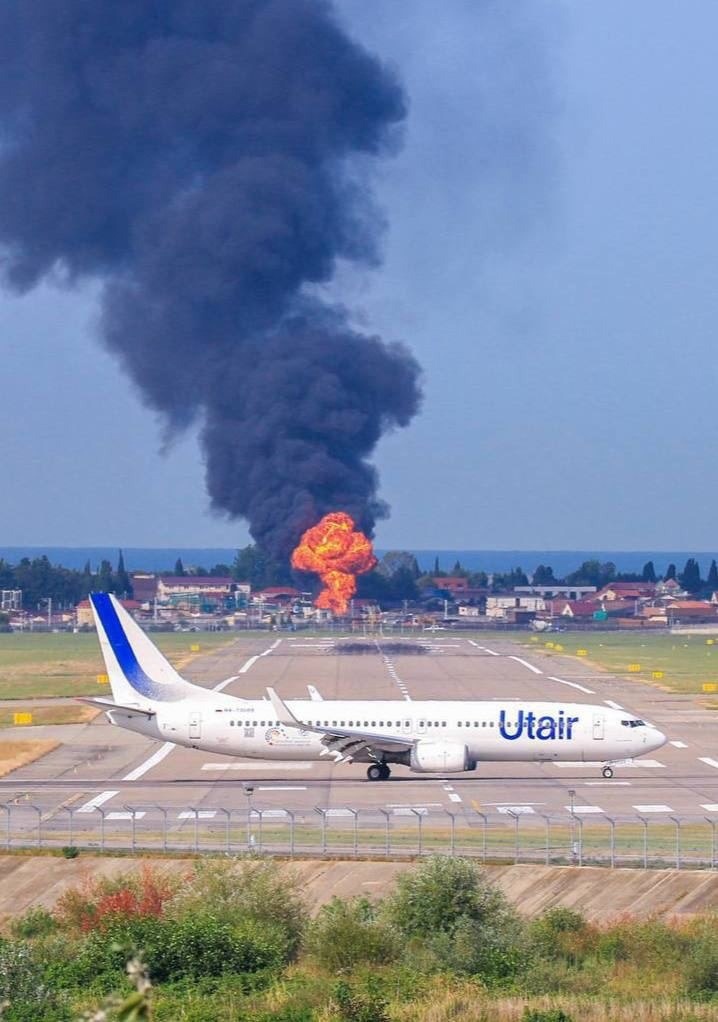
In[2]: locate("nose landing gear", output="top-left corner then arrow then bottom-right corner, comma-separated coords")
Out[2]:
367,763 -> 391,781
601,765 -> 614,779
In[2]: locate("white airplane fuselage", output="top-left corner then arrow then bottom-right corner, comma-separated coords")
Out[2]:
107,693 -> 665,770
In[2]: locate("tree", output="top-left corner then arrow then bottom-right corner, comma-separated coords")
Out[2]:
232,544 -> 291,589
115,550 -> 132,598
376,551 -> 420,580
532,564 -> 556,585
433,556 -> 440,575
97,559 -> 114,593
565,560 -> 616,587
708,560 -> 718,591
174,557 -> 185,577
665,563 -> 677,581
680,558 -> 702,593
642,561 -> 656,582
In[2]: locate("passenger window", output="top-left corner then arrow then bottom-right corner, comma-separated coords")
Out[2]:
458,722 -> 462,727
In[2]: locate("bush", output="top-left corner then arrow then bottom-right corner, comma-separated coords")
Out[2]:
10,906 -> 57,939
333,979 -> 390,1022
522,1009 -> 574,1022
171,857 -> 307,959
305,897 -> 398,971
0,939 -> 66,1021
54,864 -> 180,933
528,908 -> 596,965
61,846 -> 79,859
382,857 -> 515,940
685,936 -> 718,998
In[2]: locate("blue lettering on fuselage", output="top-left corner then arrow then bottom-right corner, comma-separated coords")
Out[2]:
498,709 -> 579,741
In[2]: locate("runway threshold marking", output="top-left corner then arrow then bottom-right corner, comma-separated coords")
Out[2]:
701,804 -> 718,812
565,805 -> 603,814
699,757 -> 718,770
633,804 -> 673,813
509,656 -> 543,675
77,790 -> 119,813
670,741 -> 688,749
548,675 -> 595,695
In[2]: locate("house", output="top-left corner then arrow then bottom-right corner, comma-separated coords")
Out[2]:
430,577 -> 470,594
515,584 -> 597,601
130,573 -> 158,604
666,600 -> 718,624
551,599 -> 602,620
76,598 -> 142,628
156,577 -> 248,611
595,582 -> 657,601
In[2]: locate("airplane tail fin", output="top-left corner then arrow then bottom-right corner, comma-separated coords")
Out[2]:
90,592 -> 194,707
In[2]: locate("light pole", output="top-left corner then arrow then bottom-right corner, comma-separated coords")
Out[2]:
568,789 -> 577,863
244,785 -> 254,848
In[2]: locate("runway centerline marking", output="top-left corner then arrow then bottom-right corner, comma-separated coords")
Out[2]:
548,675 -> 595,695
468,640 -> 499,655
257,785 -> 307,791
604,700 -> 625,710
509,656 -> 543,675
670,741 -> 688,748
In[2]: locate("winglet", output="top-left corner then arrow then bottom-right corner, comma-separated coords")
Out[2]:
267,687 -> 302,729
307,684 -> 323,702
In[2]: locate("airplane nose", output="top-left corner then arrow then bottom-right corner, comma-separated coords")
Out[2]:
648,727 -> 667,751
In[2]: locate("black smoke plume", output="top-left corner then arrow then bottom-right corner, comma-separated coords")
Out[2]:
0,1 -> 421,557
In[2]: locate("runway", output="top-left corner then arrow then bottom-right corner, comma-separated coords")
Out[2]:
3,631 -> 718,838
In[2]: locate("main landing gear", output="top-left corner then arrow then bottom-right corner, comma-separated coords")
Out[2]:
602,765 -> 614,779
367,763 -> 391,781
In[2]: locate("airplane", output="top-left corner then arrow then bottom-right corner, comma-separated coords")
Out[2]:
82,593 -> 667,782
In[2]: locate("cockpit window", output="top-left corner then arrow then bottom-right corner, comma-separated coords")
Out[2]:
621,718 -> 646,728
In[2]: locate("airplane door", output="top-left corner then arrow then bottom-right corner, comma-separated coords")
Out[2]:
189,712 -> 202,740
592,713 -> 604,740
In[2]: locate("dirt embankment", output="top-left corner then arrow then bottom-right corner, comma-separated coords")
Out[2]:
1,855 -> 717,926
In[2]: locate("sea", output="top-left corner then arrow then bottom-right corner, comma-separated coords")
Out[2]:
0,547 -> 715,577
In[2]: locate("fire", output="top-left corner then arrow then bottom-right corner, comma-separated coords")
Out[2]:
291,511 -> 377,615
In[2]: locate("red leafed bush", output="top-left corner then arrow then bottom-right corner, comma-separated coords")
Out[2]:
55,864 -> 180,933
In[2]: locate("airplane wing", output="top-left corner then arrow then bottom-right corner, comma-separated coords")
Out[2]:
267,687 -> 414,763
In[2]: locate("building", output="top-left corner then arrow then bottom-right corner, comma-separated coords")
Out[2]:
130,573 -> 158,605
0,589 -> 22,612
515,585 -> 597,602
156,577 -> 248,612
76,598 -> 142,628
486,595 -> 545,623
595,582 -> 657,601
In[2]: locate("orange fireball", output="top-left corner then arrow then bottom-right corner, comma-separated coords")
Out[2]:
291,511 -> 377,615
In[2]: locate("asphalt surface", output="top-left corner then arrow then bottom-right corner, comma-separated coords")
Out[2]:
2,632 -> 718,841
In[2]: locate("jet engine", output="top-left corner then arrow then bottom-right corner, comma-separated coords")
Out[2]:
409,740 -> 470,773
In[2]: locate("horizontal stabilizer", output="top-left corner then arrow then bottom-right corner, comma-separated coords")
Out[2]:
78,697 -> 155,718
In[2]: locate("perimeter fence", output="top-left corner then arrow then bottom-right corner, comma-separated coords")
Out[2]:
1,801 -> 718,870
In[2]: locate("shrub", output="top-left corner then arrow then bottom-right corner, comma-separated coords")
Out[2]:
528,908 -> 597,965
171,857 -> 307,958
54,864 -> 180,933
61,846 -> 79,859
685,936 -> 718,998
305,897 -> 398,971
333,979 -> 390,1022
382,857 -> 515,940
9,906 -> 57,939
522,1009 -> 574,1022
0,939 -> 65,1021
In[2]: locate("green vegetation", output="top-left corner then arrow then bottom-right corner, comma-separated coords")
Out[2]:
522,632 -> 718,695
0,631 -> 238,700
1,856 -> 717,1021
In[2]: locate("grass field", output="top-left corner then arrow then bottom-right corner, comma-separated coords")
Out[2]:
517,631 -> 718,695
0,739 -> 59,777
0,704 -> 100,728
0,631 -> 239,701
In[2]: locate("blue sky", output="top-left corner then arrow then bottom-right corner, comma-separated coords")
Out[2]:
1,1 -> 717,550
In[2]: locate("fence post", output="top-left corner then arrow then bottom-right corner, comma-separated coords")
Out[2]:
474,811 -> 488,863
577,817 -> 584,867
541,815 -> 551,866
217,808 -> 231,853
506,810 -> 519,864
153,805 -> 168,853
123,805 -> 137,853
446,810 -> 456,856
94,806 -> 106,853
287,810 -> 295,856
638,815 -> 648,869
605,816 -> 615,868
350,808 -> 358,856
378,809 -> 391,856
670,817 -> 681,870
64,806 -> 75,848
0,804 -> 9,850
315,808 -> 327,854
705,816 -> 717,870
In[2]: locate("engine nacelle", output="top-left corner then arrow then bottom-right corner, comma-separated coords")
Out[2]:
409,740 -> 469,773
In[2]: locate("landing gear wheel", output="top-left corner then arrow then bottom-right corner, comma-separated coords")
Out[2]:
602,765 -> 614,779
379,763 -> 391,781
367,764 -> 383,782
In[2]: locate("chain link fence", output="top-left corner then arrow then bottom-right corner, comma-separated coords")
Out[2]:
1,801 -> 717,870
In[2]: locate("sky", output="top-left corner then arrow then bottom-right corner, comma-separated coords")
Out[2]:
1,1 -> 717,551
